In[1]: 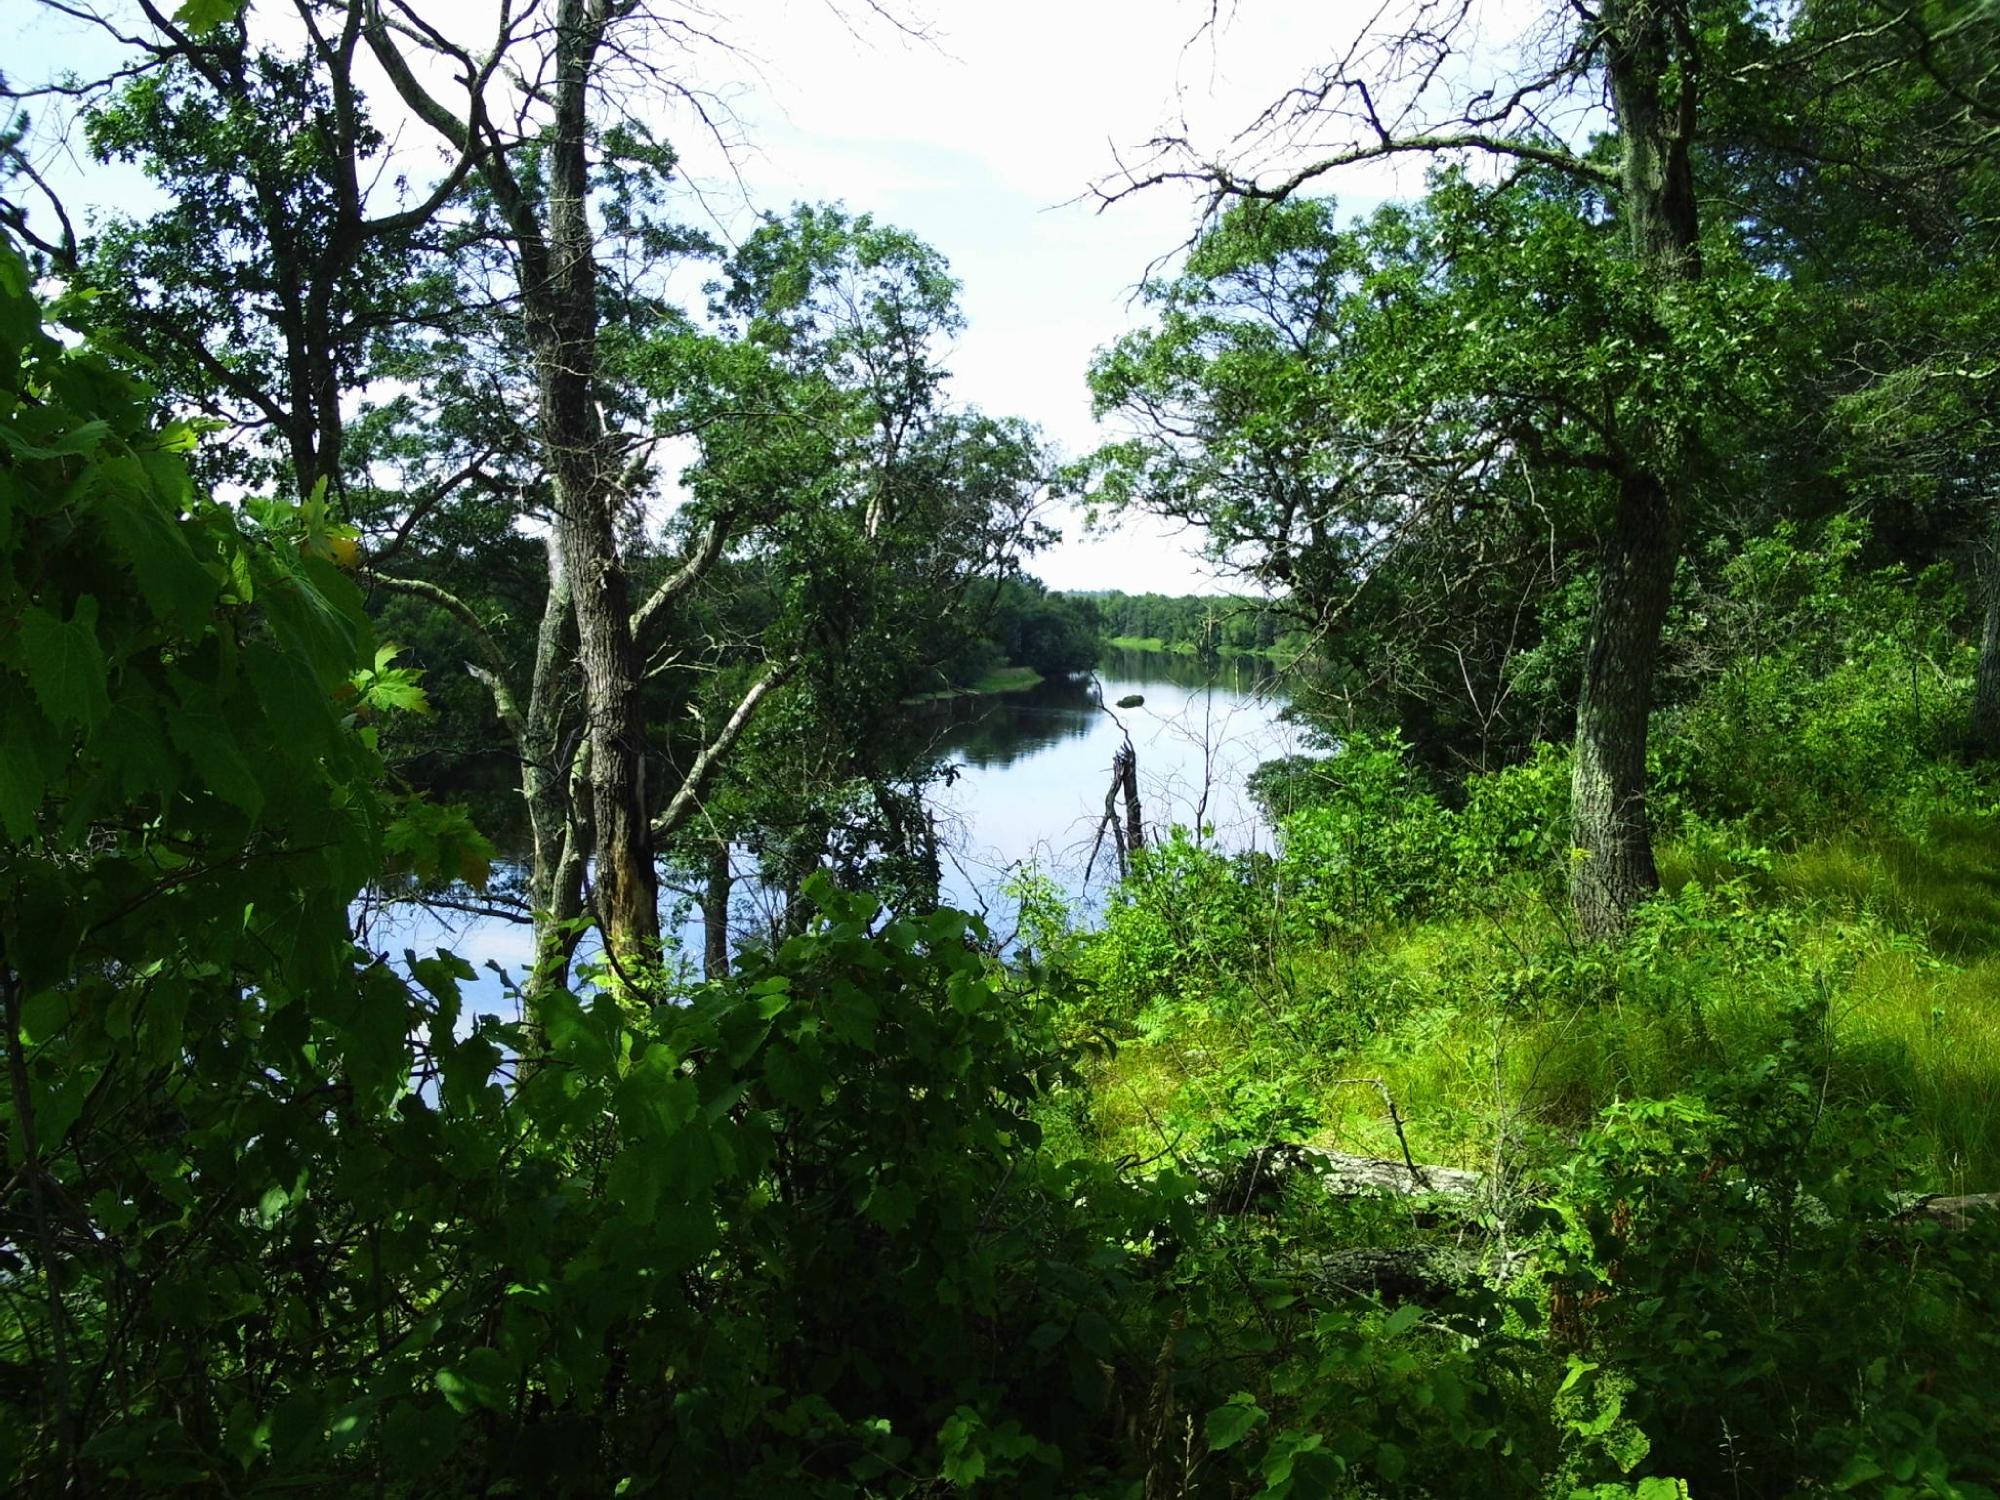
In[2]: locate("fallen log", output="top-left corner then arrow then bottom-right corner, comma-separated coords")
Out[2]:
1223,1146 -> 2000,1234
1897,1192 -> 2000,1229
1291,1147 -> 1486,1201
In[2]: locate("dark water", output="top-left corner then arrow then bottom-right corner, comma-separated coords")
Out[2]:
356,650 -> 1302,1010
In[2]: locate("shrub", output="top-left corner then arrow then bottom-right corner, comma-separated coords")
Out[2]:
1549,1006 -> 2000,1496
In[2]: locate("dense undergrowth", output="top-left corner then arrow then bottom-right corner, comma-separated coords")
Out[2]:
1009,525 -> 2000,1495
8,240 -> 2000,1493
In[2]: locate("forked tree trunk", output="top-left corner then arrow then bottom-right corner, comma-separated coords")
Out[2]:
526,0 -> 661,979
1569,0 -> 1702,940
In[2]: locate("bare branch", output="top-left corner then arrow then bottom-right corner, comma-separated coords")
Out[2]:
630,514 -> 729,652
651,655 -> 802,841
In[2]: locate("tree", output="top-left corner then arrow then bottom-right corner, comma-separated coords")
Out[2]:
1100,0 -> 1744,937
14,0 -> 481,502
352,5 -> 1052,984
1743,0 -> 2000,754
24,2 -> 1049,993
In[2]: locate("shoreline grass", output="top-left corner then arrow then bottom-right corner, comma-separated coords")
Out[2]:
906,664 -> 1045,703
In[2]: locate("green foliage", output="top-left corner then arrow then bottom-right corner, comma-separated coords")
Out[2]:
1254,734 -> 1571,941
0,228 -> 473,1487
459,877 -> 1168,1495
17,0 -> 2000,1491
1548,1007 -> 2000,1496
1654,520 -> 1970,839
0,251 -> 1176,1489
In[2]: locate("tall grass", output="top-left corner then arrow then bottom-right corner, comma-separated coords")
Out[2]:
1068,812 -> 2000,1190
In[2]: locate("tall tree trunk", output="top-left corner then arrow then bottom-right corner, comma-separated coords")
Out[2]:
526,0 -> 661,978
1569,0 -> 1702,941
522,537 -> 587,996
1570,470 -> 1683,938
1972,523 -> 2000,759
366,0 -> 790,986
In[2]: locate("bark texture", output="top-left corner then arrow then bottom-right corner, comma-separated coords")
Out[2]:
1569,0 -> 1703,940
1570,470 -> 1684,939
526,1 -> 661,975
360,2 -> 829,985
702,842 -> 732,981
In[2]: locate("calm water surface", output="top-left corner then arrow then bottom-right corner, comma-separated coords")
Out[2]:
920,649 -> 1302,925
357,650 -> 1304,1011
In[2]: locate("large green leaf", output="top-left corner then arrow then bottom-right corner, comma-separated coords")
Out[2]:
174,0 -> 244,35
16,595 -> 110,732
0,692 -> 48,839
165,678 -> 264,817
1204,1399 -> 1265,1453
95,468 -> 218,630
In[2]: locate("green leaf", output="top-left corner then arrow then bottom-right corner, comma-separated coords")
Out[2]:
1204,1398 -> 1264,1452
606,1144 -> 666,1225
17,597 -> 110,732
260,560 -> 368,688
20,989 -> 68,1045
174,0 -> 243,34
165,684 -> 263,817
938,1408 -> 987,1487
96,476 -> 217,630
435,1347 -> 513,1414
0,701 -> 48,840
614,1048 -> 698,1139
1374,1440 -> 1408,1483
866,1180 -> 917,1232
103,680 -> 183,807
0,417 -> 110,460
1382,1302 -> 1422,1338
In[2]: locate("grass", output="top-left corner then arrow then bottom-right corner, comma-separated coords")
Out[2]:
1067,810 -> 2000,1192
906,665 -> 1043,702
1103,635 -> 1294,661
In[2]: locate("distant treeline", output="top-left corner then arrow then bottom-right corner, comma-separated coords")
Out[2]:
949,586 -> 1291,688
942,577 -> 1102,688
1070,589 -> 1290,658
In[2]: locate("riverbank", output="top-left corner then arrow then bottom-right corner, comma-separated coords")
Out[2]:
904,664 -> 1045,703
1103,633 -> 1289,660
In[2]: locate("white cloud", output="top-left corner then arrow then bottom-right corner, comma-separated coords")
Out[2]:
20,0 -> 1534,593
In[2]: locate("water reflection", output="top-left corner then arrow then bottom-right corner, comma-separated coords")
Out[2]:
918,652 -> 1300,924
357,650 -> 1305,1008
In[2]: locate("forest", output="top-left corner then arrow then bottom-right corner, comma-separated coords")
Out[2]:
2,0 -> 1999,1494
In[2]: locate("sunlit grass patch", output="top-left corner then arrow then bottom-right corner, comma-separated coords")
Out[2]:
1068,812 -> 2000,1192
1777,813 -> 2000,958
1832,948 -> 2000,1189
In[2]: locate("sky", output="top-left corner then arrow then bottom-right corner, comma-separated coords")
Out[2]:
639,0 -> 1432,591
13,0 -> 1481,592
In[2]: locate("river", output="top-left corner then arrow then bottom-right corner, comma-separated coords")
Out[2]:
355,649 -> 1304,1016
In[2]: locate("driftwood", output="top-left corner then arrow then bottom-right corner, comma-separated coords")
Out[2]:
1211,1144 -> 1485,1215
1896,1192 -> 2000,1228
1200,1146 -> 2000,1311
1086,739 -> 1145,884
1293,1147 -> 1486,1200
